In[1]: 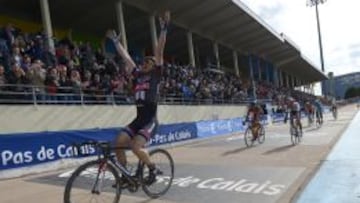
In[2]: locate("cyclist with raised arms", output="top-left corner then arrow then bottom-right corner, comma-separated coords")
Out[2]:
109,11 -> 170,185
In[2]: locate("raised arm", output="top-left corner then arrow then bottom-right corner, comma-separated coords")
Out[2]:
107,30 -> 136,74
155,11 -> 171,66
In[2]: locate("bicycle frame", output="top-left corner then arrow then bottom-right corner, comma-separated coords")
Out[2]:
75,142 -> 144,188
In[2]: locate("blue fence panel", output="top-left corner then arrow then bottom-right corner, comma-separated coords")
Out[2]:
196,117 -> 244,138
148,122 -> 197,146
0,128 -> 120,170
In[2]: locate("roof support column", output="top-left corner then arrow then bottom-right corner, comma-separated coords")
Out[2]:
265,61 -> 270,83
213,42 -> 220,68
278,70 -> 283,87
187,31 -> 196,67
286,73 -> 290,88
273,67 -> 279,88
257,57 -> 262,81
248,54 -> 257,100
149,14 -> 158,56
39,0 -> 54,54
233,50 -> 239,76
115,0 -> 128,51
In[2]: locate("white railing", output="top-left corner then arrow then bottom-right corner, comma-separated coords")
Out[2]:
0,84 -> 271,105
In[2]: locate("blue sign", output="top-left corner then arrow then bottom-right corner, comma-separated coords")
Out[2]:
0,128 -> 119,170
0,123 -> 198,171
148,123 -> 197,146
272,113 -> 286,123
196,118 -> 244,138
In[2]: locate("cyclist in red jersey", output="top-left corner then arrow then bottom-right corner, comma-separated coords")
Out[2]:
244,101 -> 264,141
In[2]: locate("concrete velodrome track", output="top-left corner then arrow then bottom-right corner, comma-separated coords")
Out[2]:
0,105 -> 358,203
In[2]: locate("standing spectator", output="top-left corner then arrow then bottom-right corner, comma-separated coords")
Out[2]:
21,55 -> 32,72
89,73 -> 104,102
7,63 -> 28,101
27,60 -> 46,102
44,67 -> 59,103
57,65 -> 72,102
0,65 -> 6,90
12,46 -> 23,66
70,69 -> 82,102
1,24 -> 15,50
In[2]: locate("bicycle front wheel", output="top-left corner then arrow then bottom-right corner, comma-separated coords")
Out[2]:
141,149 -> 174,199
64,160 -> 121,203
290,126 -> 300,145
258,125 -> 265,144
244,127 -> 254,147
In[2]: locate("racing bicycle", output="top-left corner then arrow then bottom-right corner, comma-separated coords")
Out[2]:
63,141 -> 174,203
243,121 -> 265,147
290,118 -> 302,145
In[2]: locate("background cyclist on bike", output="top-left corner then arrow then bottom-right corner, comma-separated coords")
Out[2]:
110,11 -> 171,185
313,98 -> 323,124
284,97 -> 303,133
305,101 -> 314,125
330,98 -> 337,118
244,101 -> 264,142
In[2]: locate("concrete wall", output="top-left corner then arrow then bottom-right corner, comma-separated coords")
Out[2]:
0,105 -> 247,134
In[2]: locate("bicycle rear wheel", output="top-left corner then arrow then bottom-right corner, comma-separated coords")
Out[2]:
257,125 -> 265,144
64,160 -> 121,203
290,125 -> 300,145
141,149 -> 174,199
244,127 -> 254,147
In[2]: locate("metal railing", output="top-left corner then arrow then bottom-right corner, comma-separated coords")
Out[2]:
0,84 -> 272,105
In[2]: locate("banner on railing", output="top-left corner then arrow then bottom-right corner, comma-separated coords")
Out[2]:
0,128 -> 118,171
196,118 -> 244,138
148,123 -> 197,146
0,122 -> 199,171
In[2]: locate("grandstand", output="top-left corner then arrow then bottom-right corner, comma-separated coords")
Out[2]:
0,0 -> 328,106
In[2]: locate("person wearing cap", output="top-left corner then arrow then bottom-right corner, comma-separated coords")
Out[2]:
108,11 -> 171,185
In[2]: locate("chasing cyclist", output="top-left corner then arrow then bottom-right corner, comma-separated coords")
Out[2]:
284,97 -> 303,133
304,101 -> 315,125
330,98 -> 338,119
313,98 -> 323,124
244,101 -> 264,142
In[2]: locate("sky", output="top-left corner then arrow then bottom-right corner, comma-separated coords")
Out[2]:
240,0 -> 360,77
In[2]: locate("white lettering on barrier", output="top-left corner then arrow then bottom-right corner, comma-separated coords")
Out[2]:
1,144 -> 96,168
151,130 -> 193,145
58,172 -> 285,196
58,144 -> 96,158
1,150 -> 33,166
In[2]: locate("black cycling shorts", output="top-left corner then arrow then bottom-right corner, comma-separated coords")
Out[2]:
123,102 -> 158,141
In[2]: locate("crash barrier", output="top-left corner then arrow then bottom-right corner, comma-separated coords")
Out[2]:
0,117 -> 245,179
0,107 -> 331,179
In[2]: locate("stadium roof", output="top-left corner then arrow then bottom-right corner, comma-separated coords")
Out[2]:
0,0 -> 327,82
123,0 -> 327,82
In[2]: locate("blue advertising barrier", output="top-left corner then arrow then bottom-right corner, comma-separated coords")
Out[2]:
272,113 -> 285,123
0,122 -> 198,171
148,122 -> 197,146
196,117 -> 244,138
0,128 -> 119,171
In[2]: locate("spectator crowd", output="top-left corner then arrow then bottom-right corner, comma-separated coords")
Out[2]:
0,24 -> 329,106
